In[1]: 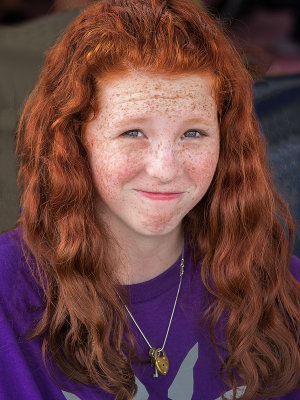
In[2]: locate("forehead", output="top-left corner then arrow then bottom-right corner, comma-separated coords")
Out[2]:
95,71 -> 217,117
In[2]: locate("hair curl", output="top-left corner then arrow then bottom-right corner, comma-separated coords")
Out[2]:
14,0 -> 300,399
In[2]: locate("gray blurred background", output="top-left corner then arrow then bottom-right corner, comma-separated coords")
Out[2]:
0,0 -> 299,255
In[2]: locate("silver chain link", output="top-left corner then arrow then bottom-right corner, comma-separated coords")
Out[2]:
117,245 -> 185,353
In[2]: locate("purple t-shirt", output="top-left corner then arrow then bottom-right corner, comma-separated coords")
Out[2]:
0,228 -> 299,400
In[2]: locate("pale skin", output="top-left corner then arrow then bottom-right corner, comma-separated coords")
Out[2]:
83,70 -> 220,284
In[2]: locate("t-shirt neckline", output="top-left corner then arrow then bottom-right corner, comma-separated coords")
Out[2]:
124,239 -> 190,304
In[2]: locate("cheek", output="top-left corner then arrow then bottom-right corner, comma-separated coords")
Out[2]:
182,145 -> 219,181
88,142 -> 144,195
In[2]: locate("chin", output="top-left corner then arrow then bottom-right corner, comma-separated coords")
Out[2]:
136,220 -> 183,237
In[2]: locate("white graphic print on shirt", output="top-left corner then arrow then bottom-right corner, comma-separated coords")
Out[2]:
62,343 -> 246,400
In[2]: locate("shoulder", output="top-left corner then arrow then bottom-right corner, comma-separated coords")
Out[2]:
0,227 -> 24,255
0,228 -> 25,290
0,228 -> 43,314
290,255 -> 300,283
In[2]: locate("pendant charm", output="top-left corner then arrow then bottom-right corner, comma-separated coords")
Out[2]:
149,347 -> 169,376
149,348 -> 169,377
154,348 -> 169,375
149,347 -> 156,368
149,347 -> 159,377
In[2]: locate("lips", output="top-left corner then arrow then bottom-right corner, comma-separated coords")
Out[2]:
134,190 -> 184,200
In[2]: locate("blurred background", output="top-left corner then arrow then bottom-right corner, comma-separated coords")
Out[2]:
0,0 -> 299,255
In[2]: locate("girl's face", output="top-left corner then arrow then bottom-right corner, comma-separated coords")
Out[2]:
84,71 -> 219,240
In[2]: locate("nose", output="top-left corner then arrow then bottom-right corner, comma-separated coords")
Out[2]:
145,141 -> 181,183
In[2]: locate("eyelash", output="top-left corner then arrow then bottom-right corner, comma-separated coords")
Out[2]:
121,129 -> 207,139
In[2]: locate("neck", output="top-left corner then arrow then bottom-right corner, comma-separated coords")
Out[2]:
111,225 -> 184,285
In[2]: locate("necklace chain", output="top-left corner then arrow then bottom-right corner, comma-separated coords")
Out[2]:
117,246 -> 185,352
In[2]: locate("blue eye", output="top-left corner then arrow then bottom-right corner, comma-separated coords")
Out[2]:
121,129 -> 207,138
183,130 -> 206,138
121,130 -> 144,137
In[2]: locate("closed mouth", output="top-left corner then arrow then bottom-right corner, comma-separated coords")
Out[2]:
134,190 -> 184,200
136,190 -> 183,194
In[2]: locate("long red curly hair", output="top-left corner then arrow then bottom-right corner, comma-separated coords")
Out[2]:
14,0 -> 300,399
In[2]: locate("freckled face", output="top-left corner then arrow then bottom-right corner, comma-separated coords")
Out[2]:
84,71 -> 219,239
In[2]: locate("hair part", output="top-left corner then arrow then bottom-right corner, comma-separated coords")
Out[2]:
15,0 -> 300,399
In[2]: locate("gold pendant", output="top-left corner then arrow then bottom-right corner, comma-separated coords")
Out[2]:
154,348 -> 169,376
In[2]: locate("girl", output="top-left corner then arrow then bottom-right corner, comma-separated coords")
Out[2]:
0,0 -> 299,399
